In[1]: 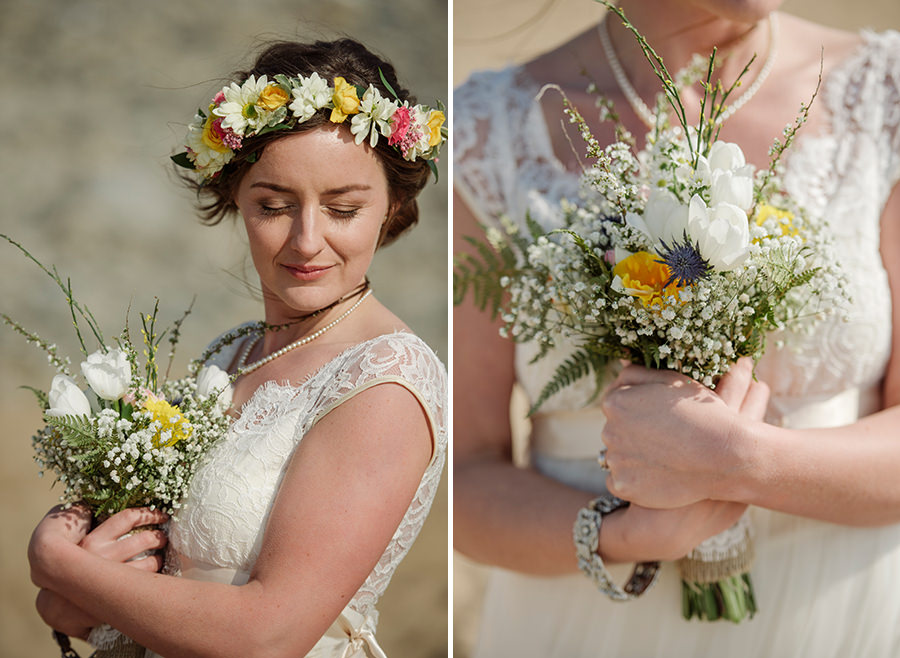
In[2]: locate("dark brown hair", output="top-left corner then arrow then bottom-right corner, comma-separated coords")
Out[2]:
182,38 -> 432,248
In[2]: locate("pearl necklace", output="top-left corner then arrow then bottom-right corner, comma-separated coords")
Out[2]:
598,13 -> 779,129
236,289 -> 372,376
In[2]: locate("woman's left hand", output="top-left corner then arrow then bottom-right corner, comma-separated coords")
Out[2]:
601,357 -> 769,508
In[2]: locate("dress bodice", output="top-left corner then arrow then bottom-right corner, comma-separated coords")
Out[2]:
167,331 -> 447,630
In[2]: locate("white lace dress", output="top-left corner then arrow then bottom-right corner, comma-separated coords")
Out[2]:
148,331 -> 447,658
455,30 -> 900,658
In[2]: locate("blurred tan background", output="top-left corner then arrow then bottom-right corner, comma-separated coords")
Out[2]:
0,1 -> 447,657
452,0 -> 900,655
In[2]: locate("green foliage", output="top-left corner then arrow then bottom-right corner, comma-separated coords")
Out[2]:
529,344 -> 623,415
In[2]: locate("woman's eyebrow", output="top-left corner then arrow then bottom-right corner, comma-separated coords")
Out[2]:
249,182 -> 372,195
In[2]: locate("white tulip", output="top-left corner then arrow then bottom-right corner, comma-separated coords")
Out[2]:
710,168 -> 754,210
636,188 -> 690,246
46,374 -> 92,417
196,365 -> 233,409
81,348 -> 132,401
687,195 -> 751,271
708,141 -> 747,171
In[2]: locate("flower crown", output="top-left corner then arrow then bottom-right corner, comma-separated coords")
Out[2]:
172,71 -> 447,181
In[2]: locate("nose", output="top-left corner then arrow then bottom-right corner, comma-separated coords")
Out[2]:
289,208 -> 326,258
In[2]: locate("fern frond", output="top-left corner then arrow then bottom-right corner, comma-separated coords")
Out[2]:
528,344 -> 621,415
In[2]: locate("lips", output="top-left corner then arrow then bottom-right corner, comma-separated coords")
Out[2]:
282,263 -> 333,281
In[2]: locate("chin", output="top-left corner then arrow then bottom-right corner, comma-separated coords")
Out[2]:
691,0 -> 783,22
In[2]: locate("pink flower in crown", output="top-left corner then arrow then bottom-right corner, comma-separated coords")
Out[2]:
212,91 -> 226,106
388,106 -> 412,147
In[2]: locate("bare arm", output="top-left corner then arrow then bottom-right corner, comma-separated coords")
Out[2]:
29,382 -> 432,658
603,184 -> 900,526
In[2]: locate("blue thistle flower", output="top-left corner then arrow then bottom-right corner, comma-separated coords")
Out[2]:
655,232 -> 711,288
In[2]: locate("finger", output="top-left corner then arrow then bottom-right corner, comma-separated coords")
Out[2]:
126,553 -> 165,573
715,358 -> 753,409
98,529 -> 168,562
45,504 -> 92,535
739,379 -> 770,420
88,508 -> 169,543
610,363 -> 687,389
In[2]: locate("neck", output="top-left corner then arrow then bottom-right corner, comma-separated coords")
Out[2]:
610,1 -> 773,97
260,279 -> 370,351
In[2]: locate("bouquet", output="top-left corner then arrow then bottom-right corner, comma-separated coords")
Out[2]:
3,235 -> 232,652
454,3 -> 846,623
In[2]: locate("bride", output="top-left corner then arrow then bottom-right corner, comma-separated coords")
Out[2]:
454,0 -> 900,656
28,38 -> 447,657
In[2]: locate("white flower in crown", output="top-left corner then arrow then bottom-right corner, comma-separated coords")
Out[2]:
214,75 -> 271,134
350,85 -> 397,148
288,72 -> 332,122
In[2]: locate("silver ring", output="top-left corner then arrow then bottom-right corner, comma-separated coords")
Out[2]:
597,448 -> 609,471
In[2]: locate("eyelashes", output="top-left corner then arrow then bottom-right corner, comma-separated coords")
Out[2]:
257,205 -> 361,220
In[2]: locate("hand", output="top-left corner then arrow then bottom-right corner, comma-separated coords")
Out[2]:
601,358 -> 769,508
29,506 -> 169,637
29,505 -> 168,590
79,507 -> 169,569
605,500 -> 748,563
35,589 -> 99,640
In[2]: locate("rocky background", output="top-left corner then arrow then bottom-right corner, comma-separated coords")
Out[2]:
452,0 -> 900,655
0,0 -> 448,656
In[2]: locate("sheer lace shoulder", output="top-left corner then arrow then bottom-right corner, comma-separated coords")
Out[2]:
824,30 -> 900,191
168,330 -> 447,619
454,66 -> 578,229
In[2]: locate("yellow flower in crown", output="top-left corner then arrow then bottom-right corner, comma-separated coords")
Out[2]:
426,110 -> 445,148
330,76 -> 361,123
257,84 -> 290,111
612,251 -> 683,307
143,395 -> 192,448
754,204 -> 800,238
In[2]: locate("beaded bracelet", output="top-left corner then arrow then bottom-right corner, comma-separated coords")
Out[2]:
573,493 -> 661,600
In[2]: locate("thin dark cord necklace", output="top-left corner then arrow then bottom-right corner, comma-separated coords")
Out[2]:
236,279 -> 371,376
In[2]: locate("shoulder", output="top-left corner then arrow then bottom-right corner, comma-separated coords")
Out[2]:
314,332 -> 447,457
334,331 -> 447,391
820,26 -> 900,133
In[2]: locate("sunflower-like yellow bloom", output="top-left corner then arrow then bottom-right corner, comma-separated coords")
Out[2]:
143,396 -> 192,448
613,251 -> 682,306
330,77 -> 361,123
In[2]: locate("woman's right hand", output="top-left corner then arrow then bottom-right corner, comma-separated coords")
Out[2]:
602,499 -> 748,563
32,506 -> 168,638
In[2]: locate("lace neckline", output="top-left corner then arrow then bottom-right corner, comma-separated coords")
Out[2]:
230,329 -> 417,421
512,28 -> 878,175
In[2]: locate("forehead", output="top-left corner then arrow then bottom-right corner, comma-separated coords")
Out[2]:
242,126 -> 388,190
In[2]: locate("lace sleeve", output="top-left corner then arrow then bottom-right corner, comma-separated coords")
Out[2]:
826,30 -> 900,199
454,69 -> 517,226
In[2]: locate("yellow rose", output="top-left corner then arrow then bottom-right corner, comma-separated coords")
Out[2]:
329,76 -> 360,123
201,116 -> 230,153
426,110 -> 445,147
613,251 -> 682,307
257,84 -> 290,111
